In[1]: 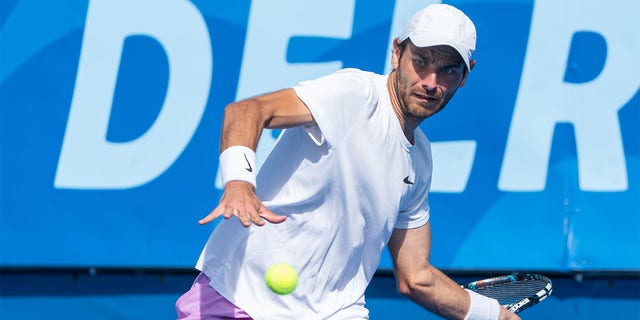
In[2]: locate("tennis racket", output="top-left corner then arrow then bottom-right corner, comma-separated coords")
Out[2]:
461,273 -> 552,314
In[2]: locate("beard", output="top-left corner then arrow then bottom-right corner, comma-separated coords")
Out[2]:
392,68 -> 457,120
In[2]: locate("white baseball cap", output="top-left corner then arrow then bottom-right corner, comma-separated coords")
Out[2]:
399,4 -> 476,70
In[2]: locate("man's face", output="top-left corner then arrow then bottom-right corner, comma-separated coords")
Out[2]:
391,40 -> 472,120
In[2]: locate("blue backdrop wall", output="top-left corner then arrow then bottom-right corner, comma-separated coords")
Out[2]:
1,0 -> 638,318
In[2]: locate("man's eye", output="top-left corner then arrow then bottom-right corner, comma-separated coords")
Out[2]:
441,67 -> 454,74
414,59 -> 426,67
441,66 -> 461,75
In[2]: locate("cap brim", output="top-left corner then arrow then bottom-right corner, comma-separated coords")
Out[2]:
407,33 -> 470,70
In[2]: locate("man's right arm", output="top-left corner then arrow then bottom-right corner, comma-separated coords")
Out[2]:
199,88 -> 314,227
219,88 -> 315,152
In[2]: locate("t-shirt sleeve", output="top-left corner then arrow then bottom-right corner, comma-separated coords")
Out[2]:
395,133 -> 432,229
395,198 -> 430,229
293,69 -> 376,147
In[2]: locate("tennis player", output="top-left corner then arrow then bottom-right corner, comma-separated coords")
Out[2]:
176,4 -> 520,320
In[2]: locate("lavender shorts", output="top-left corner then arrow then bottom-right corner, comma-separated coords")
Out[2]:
176,272 -> 252,319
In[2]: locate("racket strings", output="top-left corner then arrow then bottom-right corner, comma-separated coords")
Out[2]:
474,279 -> 549,306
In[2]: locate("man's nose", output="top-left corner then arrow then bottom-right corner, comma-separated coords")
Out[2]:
421,71 -> 437,91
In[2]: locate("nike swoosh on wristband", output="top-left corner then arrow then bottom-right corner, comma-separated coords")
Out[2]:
403,176 -> 414,185
243,153 -> 253,172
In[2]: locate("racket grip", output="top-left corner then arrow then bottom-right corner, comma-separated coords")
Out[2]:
464,289 -> 500,320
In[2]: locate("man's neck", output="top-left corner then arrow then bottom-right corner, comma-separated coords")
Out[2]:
387,71 -> 421,144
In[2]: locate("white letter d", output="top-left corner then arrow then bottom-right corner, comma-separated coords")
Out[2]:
55,0 -> 212,189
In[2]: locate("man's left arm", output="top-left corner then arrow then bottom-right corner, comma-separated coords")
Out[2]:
388,222 -> 520,320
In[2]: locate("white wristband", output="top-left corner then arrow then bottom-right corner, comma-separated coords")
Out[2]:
464,289 -> 500,320
219,146 -> 257,188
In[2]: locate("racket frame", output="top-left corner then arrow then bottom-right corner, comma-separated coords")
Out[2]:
461,273 -> 553,314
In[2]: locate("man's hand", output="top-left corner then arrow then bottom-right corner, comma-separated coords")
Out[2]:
499,306 -> 521,320
198,181 -> 287,227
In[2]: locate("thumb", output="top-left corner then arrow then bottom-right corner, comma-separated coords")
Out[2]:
258,206 -> 287,224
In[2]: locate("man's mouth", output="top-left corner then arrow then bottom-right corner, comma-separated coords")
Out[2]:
414,93 -> 438,103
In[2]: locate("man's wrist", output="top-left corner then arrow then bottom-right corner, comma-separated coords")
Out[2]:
464,289 -> 500,320
219,146 -> 257,188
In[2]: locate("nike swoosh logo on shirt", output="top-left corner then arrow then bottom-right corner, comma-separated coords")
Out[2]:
403,176 -> 414,185
244,153 -> 253,172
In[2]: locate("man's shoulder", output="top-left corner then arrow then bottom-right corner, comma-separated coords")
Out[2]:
297,68 -> 382,89
334,68 -> 384,81
331,68 -> 388,96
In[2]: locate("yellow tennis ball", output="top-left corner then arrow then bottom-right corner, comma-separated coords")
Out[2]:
265,263 -> 298,295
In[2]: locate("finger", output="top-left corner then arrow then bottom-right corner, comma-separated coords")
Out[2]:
198,208 -> 223,225
258,206 -> 287,224
223,207 -> 236,220
248,208 -> 266,226
236,210 -> 253,227
230,206 -> 256,227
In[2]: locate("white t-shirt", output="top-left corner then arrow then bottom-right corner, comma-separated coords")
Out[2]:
196,68 -> 432,319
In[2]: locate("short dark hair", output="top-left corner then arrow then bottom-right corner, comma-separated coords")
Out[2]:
398,38 -> 411,57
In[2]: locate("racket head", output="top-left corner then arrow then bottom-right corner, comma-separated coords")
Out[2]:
462,273 -> 553,313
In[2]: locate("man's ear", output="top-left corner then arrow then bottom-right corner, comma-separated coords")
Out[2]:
390,38 -> 402,70
458,59 -> 476,88
468,59 -> 476,71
